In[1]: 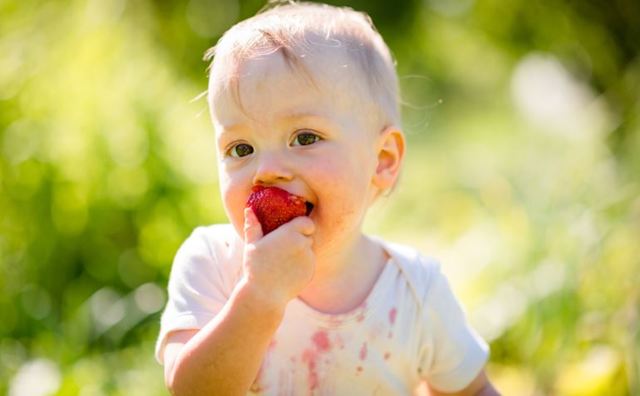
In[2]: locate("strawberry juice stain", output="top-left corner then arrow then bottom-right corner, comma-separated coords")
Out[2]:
302,330 -> 332,391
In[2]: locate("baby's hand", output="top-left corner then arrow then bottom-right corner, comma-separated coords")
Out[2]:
240,207 -> 315,310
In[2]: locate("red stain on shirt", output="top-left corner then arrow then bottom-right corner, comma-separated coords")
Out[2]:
384,352 -> 391,360
312,330 -> 331,352
359,342 -> 368,360
302,330 -> 333,391
302,349 -> 319,390
389,307 -> 397,325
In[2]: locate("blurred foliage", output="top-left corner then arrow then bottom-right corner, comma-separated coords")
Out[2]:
1,0 -> 638,395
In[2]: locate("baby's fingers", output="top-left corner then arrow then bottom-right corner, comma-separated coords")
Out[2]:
244,207 -> 263,244
287,216 -> 315,237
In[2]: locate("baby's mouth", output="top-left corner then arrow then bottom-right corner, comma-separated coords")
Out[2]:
305,201 -> 314,216
245,186 -> 316,234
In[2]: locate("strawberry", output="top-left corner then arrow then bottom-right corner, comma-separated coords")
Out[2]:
246,186 -> 312,234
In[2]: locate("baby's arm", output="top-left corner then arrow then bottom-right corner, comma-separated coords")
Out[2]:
426,370 -> 500,396
163,282 -> 284,395
163,210 -> 315,395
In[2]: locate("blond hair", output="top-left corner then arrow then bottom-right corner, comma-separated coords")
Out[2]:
205,1 -> 400,128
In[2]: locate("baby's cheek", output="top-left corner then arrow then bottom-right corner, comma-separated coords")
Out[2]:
320,171 -> 368,214
221,184 -> 244,230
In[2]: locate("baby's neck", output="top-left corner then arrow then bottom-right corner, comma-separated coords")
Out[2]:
298,234 -> 387,315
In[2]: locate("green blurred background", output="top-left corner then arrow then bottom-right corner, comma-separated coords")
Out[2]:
1,0 -> 638,395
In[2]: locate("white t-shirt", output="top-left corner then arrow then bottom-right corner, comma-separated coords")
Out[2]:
156,224 -> 489,394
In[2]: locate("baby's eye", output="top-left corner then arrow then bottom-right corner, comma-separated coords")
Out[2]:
228,143 -> 254,158
291,131 -> 322,146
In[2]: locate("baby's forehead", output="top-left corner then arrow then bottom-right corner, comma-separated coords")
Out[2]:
210,46 -> 378,127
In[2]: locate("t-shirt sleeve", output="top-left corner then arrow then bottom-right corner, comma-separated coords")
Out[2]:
418,263 -> 489,393
154,226 -> 239,364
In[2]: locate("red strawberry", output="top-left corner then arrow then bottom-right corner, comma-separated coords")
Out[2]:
246,186 -> 311,234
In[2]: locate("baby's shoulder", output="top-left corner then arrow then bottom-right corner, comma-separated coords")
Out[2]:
175,223 -> 242,266
379,239 -> 469,327
378,239 -> 444,300
187,223 -> 238,246
168,224 -> 243,289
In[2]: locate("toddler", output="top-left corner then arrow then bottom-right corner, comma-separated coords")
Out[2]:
155,2 -> 498,395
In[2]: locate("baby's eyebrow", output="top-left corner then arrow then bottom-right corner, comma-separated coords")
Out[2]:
278,112 -> 340,131
215,115 -> 313,132
280,111 -> 326,122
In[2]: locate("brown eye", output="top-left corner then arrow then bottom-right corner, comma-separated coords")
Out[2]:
229,143 -> 254,158
292,131 -> 321,146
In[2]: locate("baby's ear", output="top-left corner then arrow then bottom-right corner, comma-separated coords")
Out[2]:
372,126 -> 405,193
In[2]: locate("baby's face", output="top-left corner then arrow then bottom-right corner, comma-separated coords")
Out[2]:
210,47 -> 382,252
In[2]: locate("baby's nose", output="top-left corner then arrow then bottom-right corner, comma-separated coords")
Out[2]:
252,152 -> 293,185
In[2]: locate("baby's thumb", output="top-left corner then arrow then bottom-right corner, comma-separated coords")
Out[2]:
244,207 -> 263,244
